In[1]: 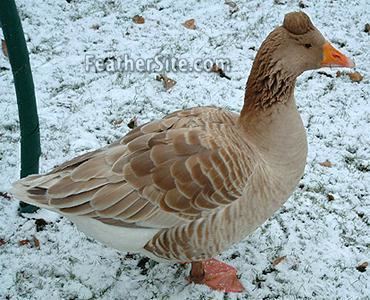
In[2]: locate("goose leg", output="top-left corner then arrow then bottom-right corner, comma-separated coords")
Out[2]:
189,261 -> 205,284
188,259 -> 245,292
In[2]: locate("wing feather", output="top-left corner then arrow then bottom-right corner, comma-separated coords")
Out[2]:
91,182 -> 133,210
12,107 -> 256,231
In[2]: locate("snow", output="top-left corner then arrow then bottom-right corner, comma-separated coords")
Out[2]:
0,0 -> 369,299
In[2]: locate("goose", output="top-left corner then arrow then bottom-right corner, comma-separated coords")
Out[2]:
10,12 -> 354,293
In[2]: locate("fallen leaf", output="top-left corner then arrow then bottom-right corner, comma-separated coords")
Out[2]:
0,191 -> 11,200
210,63 -> 221,73
211,63 -> 231,80
33,236 -> 40,249
336,71 -> 344,77
364,23 -> 370,33
224,0 -> 239,13
182,19 -> 196,30
356,262 -> 368,273
327,194 -> 335,201
319,160 -> 333,168
272,256 -> 286,266
1,39 -> 8,58
19,239 -> 30,246
156,74 -> 176,90
348,71 -> 363,83
132,15 -> 145,24
336,71 -> 363,82
0,239 -> 6,246
35,219 -> 48,232
127,116 -> 138,129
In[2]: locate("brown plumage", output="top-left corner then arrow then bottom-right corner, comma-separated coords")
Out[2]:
10,12 -> 354,291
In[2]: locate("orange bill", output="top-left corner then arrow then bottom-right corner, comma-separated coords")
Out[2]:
321,42 -> 355,68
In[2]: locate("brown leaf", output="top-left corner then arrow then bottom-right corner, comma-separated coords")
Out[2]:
19,239 -> 30,246
364,23 -> 370,33
1,39 -> 8,58
156,74 -> 176,91
0,239 -> 6,246
127,116 -> 138,129
336,71 -> 344,77
210,63 -> 221,73
356,261 -> 368,272
133,15 -> 145,24
272,256 -> 286,266
33,236 -> 40,249
210,63 -> 231,80
348,71 -> 363,83
319,160 -> 333,168
182,19 -> 196,30
327,194 -> 335,201
336,71 -> 363,82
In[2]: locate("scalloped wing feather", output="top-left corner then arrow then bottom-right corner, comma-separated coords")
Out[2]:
11,107 -> 256,231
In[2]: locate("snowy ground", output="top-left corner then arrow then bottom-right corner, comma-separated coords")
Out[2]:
1,0 -> 369,299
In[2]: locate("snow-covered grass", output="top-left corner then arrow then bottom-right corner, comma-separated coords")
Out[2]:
1,0 -> 369,299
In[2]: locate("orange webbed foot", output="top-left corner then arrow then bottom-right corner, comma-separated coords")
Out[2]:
188,259 -> 245,293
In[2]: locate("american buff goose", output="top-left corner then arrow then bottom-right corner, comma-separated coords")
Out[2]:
11,12 -> 354,293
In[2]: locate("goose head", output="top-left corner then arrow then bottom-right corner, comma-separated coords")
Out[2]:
242,12 -> 355,112
260,11 -> 355,77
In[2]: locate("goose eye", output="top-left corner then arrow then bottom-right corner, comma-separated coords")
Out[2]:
304,43 -> 312,49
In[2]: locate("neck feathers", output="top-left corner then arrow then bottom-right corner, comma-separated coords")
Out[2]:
240,29 -> 296,116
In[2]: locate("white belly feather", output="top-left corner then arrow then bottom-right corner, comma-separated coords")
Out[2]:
69,216 -> 161,254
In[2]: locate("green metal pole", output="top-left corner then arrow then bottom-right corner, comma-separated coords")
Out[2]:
0,0 -> 41,213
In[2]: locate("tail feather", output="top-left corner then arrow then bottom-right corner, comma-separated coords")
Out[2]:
10,173 -> 61,209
